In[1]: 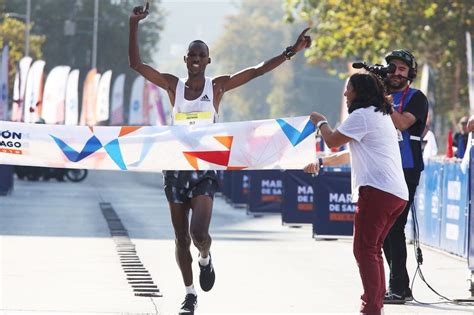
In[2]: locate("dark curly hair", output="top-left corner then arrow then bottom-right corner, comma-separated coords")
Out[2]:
348,72 -> 393,115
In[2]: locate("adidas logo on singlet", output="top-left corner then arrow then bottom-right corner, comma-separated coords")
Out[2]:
200,94 -> 210,102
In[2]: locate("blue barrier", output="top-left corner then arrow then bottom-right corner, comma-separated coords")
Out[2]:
418,159 -> 444,248
247,170 -> 283,215
439,161 -> 469,257
469,146 -> 474,269
312,171 -> 355,238
281,170 -> 314,225
230,171 -> 250,206
222,171 -> 232,201
0,165 -> 14,195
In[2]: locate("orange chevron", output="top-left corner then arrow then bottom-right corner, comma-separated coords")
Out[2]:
119,126 -> 142,137
214,136 -> 233,149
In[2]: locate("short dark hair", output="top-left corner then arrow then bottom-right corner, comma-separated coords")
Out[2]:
348,72 -> 393,115
188,40 -> 209,54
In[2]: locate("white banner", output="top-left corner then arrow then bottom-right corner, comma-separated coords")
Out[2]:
65,69 -> 80,125
467,32 -> 474,114
11,56 -> 32,122
129,76 -> 145,125
42,66 -> 71,124
110,74 -> 125,125
0,116 -> 316,171
23,60 -> 46,123
0,46 -> 8,121
96,70 -> 112,123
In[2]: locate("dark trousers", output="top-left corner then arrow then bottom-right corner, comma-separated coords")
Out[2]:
382,172 -> 420,295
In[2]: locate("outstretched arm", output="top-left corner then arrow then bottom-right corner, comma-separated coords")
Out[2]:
213,28 -> 311,93
129,3 -> 177,94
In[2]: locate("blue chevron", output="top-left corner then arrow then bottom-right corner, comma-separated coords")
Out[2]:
50,135 -> 103,162
104,139 -> 127,170
276,119 -> 315,146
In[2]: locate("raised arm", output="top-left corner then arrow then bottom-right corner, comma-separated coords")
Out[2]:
213,28 -> 311,93
129,3 -> 177,94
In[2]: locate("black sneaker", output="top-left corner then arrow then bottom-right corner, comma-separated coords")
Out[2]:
404,288 -> 413,302
384,291 -> 406,304
199,253 -> 215,292
179,293 -> 197,315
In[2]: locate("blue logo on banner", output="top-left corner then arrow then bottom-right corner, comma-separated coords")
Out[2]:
276,119 -> 315,146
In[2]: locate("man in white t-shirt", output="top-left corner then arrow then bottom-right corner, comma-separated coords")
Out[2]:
305,72 -> 408,315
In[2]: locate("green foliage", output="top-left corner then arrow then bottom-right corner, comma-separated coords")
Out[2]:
284,0 -> 474,121
0,17 -> 45,89
213,0 -> 344,122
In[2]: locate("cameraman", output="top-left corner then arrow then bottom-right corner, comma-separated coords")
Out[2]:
382,50 -> 429,304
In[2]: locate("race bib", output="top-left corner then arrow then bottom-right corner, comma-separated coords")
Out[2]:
174,112 -> 214,126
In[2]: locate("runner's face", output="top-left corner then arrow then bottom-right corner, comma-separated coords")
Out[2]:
185,43 -> 209,75
385,59 -> 410,91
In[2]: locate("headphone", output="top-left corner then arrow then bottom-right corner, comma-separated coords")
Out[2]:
385,49 -> 417,81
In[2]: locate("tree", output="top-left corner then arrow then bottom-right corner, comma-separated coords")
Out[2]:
284,0 -> 474,127
212,0 -> 344,123
0,15 -> 45,94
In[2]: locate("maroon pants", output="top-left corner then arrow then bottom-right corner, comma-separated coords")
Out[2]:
354,186 -> 407,315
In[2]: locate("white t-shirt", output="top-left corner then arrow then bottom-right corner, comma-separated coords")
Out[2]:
337,106 -> 408,202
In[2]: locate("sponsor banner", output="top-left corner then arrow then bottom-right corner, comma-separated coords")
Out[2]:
12,56 -> 32,122
42,66 -> 71,124
80,69 -> 99,126
129,76 -> 145,125
0,116 -> 315,172
282,170 -> 314,225
110,74 -> 125,125
23,60 -> 46,123
469,146 -> 474,269
440,161 -> 469,257
145,82 -> 167,125
96,70 -> 112,123
230,170 -> 250,206
312,171 -> 355,237
65,70 -> 80,125
0,46 -> 9,121
247,170 -> 283,214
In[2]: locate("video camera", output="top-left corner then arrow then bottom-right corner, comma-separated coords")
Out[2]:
352,62 -> 395,79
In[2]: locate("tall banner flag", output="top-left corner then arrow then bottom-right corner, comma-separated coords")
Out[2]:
129,76 -> 145,125
42,66 -> 71,124
65,69 -> 80,125
110,74 -> 125,125
0,116 -> 316,172
467,32 -> 474,114
11,56 -> 32,122
23,60 -> 46,123
0,46 -> 8,121
80,69 -> 99,126
145,81 -> 167,125
96,70 -> 112,124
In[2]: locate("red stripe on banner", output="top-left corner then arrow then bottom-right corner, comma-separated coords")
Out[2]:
329,213 -> 355,221
297,203 -> 313,211
0,148 -> 23,155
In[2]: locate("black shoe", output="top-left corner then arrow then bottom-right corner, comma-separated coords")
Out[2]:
179,293 -> 197,315
384,291 -> 406,304
403,288 -> 413,302
199,253 -> 215,292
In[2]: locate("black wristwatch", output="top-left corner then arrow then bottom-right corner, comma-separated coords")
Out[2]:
284,46 -> 296,60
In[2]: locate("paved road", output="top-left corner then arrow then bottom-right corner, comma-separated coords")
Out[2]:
0,170 -> 473,314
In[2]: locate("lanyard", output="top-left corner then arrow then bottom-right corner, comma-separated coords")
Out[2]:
397,86 -> 410,113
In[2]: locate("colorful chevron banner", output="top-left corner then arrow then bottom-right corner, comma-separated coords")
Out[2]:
0,116 -> 315,171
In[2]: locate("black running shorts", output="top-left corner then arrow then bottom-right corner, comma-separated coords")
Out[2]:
163,170 -> 219,203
